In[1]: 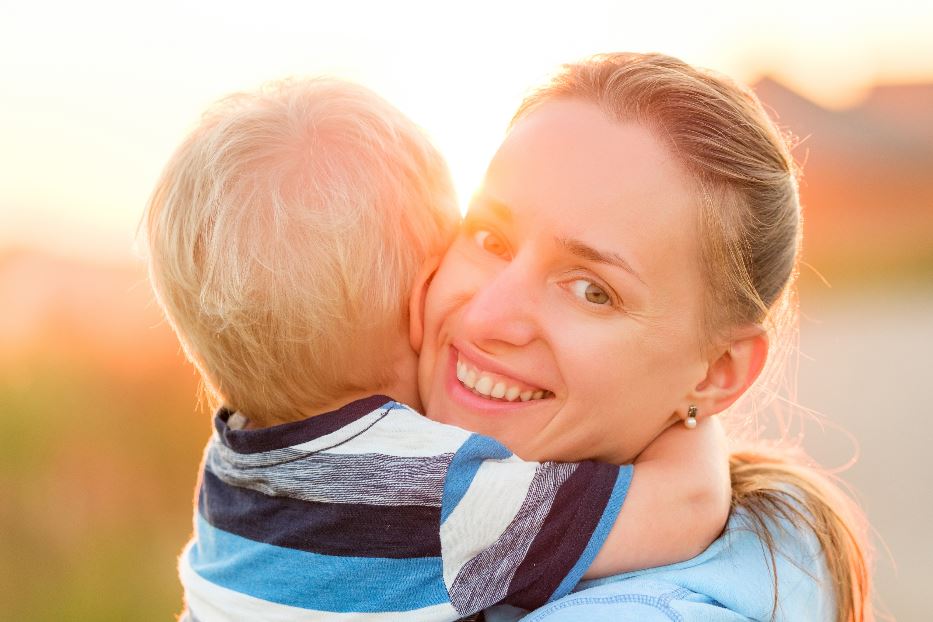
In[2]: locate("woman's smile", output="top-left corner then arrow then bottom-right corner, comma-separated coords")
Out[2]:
454,348 -> 553,403
441,345 -> 560,419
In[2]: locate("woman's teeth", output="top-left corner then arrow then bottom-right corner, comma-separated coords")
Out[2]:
456,357 -> 551,402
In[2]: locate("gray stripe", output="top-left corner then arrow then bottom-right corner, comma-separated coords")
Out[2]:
448,461 -> 577,613
205,442 -> 453,507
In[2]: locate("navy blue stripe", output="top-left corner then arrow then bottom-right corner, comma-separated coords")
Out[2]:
214,395 -> 393,454
199,467 -> 441,558
550,466 -> 633,600
503,461 -> 621,608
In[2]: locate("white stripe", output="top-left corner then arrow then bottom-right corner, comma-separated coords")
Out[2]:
439,457 -> 539,587
447,462 -> 576,611
290,410 -> 388,452
327,407 -> 472,457
179,544 -> 460,622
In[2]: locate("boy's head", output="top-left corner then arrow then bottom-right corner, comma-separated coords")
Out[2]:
143,78 -> 459,425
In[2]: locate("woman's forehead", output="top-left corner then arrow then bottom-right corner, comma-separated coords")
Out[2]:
478,100 -> 701,285
491,103 -> 691,214
496,101 -> 669,180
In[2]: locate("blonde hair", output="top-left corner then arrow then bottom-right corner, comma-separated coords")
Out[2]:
514,53 -> 872,622
143,78 -> 459,424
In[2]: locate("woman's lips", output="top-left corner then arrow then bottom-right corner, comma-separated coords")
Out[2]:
456,353 -> 551,401
445,347 -> 553,412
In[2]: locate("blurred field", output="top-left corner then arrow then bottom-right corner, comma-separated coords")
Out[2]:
1,78 -> 931,620
0,253 -> 207,621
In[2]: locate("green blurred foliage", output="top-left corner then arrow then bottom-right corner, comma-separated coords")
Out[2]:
1,337 -> 205,620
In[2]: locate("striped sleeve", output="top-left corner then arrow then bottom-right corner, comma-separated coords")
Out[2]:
438,433 -> 633,615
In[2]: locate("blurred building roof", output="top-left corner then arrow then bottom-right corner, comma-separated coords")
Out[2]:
751,77 -> 933,284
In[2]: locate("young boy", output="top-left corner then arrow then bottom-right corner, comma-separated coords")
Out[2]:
143,78 -> 729,621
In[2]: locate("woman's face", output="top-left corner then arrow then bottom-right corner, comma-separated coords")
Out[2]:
417,100 -> 713,463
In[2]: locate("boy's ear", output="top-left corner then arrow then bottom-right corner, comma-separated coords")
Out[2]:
409,255 -> 441,354
690,325 -> 769,417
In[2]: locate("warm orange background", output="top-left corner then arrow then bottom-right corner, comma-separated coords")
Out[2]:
2,2 -> 931,620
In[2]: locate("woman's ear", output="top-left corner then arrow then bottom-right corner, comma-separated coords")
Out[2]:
409,255 -> 441,354
690,325 -> 769,416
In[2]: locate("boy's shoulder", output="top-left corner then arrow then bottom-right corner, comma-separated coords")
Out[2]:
211,394 -> 476,458
360,399 -> 477,457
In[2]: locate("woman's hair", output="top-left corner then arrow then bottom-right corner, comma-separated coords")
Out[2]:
143,78 -> 458,424
513,53 -> 872,622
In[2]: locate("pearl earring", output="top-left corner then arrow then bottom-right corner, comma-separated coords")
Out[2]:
685,405 -> 698,429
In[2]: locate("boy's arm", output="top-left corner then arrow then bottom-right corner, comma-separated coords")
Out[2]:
582,415 -> 731,578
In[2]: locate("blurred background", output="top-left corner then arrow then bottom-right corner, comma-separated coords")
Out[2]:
1,1 -> 931,619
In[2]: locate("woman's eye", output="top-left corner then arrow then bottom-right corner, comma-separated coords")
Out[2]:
569,279 -> 611,305
472,229 -> 509,258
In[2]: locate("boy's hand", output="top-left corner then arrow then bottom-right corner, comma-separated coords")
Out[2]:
583,415 -> 731,577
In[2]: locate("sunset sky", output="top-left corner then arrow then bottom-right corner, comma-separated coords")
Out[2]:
2,0 -> 932,261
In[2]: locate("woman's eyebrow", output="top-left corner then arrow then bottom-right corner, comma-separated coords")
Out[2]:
557,237 -> 646,286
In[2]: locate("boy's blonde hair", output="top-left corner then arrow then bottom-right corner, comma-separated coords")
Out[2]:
143,78 -> 459,423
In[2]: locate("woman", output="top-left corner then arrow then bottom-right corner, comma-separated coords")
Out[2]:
413,53 -> 871,620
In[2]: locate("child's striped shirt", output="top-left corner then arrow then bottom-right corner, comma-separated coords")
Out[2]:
179,395 -> 632,621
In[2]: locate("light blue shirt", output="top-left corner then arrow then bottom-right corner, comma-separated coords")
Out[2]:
486,506 -> 833,621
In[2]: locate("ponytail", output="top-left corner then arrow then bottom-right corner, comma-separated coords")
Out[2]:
730,447 -> 873,622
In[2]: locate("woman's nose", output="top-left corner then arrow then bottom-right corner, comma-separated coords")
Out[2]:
458,255 -> 540,349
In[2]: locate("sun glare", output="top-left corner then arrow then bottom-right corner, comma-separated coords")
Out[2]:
1,0 -> 932,258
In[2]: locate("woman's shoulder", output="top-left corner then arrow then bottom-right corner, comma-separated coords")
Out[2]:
487,502 -> 834,622
486,578 -> 750,622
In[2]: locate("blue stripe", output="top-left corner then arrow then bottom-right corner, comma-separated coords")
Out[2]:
189,513 -> 449,612
441,433 -> 513,524
549,464 -> 634,601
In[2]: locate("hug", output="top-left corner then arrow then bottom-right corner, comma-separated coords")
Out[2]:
143,53 -> 871,621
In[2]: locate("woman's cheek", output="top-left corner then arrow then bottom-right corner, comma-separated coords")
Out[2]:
432,245 -> 483,307
563,332 -> 664,461
418,247 -> 481,399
